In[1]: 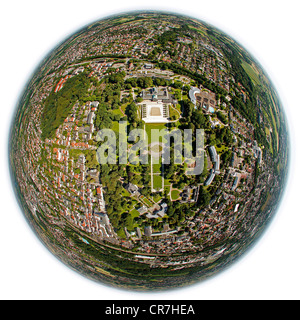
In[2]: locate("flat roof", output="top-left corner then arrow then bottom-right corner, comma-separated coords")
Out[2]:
189,87 -> 201,105
141,102 -> 169,123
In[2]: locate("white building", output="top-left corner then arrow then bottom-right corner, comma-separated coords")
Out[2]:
141,102 -> 169,123
188,87 -> 200,105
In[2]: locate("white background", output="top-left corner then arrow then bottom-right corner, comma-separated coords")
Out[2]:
1,0 -> 299,300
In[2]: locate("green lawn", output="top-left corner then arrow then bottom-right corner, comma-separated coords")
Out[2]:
145,123 -> 167,144
122,188 -> 130,197
111,121 -> 120,132
164,185 -> 171,196
171,189 -> 181,200
111,108 -> 124,117
152,163 -> 161,173
153,174 -> 163,190
130,209 -> 140,218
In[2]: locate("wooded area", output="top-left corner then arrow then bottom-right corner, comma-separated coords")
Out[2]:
41,72 -> 91,140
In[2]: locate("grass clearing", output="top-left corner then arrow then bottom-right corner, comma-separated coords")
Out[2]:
111,121 -> 119,132
130,209 -> 140,218
111,108 -> 123,117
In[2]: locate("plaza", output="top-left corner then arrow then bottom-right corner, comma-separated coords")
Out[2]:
141,101 -> 169,123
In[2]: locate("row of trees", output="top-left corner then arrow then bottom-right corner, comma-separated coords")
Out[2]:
125,76 -> 172,90
155,61 -> 228,101
125,101 -> 143,132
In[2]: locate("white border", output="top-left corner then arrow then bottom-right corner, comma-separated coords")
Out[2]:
1,0 -> 300,300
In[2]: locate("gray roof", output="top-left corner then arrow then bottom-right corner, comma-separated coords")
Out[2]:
204,169 -> 215,186
189,87 -> 200,105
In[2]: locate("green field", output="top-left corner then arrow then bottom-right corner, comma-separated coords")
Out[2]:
111,108 -> 124,117
145,123 -> 167,144
153,174 -> 163,191
152,163 -> 161,173
171,189 -> 181,200
241,60 -> 260,86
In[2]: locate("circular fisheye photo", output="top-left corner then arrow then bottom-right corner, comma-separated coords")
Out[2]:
9,11 -> 289,291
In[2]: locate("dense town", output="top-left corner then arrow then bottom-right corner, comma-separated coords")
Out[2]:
10,12 -> 288,288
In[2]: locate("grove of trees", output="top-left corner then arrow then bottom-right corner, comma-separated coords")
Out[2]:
41,72 -> 91,140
